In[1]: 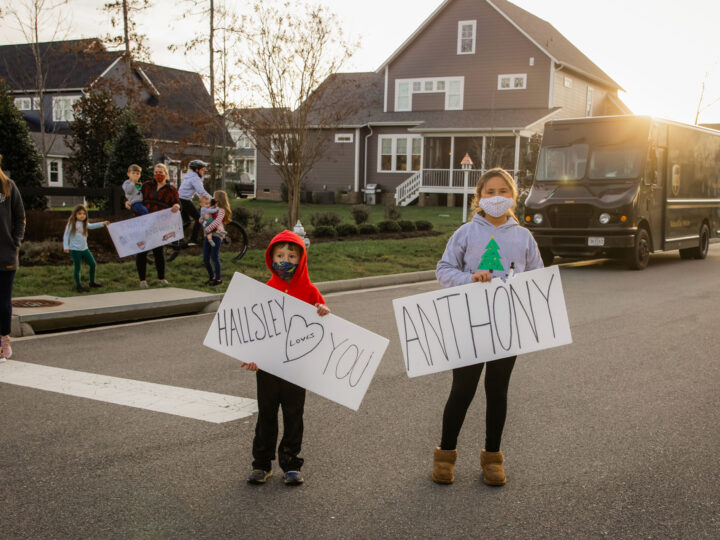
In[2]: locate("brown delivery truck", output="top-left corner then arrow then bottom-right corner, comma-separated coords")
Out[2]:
524,115 -> 720,269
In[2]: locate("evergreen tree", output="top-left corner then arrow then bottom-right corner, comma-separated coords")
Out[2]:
0,82 -> 47,209
478,236 -> 504,272
67,90 -> 123,189
104,113 -> 154,188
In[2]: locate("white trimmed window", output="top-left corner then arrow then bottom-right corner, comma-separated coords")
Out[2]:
564,76 -> 573,88
335,133 -> 354,143
48,159 -> 63,186
270,134 -> 298,165
395,77 -> 464,111
378,135 -> 422,172
52,96 -> 80,122
457,20 -> 476,54
498,74 -> 527,90
14,97 -> 31,110
32,97 -> 41,109
586,86 -> 594,117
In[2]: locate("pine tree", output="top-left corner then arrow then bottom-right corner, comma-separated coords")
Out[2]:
478,236 -> 504,272
67,90 -> 124,190
104,113 -> 154,189
0,82 -> 47,209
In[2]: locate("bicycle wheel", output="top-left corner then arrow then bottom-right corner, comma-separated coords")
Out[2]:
147,244 -> 179,264
224,221 -> 249,261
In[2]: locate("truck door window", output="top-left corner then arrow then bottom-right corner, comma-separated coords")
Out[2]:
536,144 -> 588,180
588,145 -> 643,180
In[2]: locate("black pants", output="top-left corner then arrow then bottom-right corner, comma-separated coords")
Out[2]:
252,370 -> 306,472
0,270 -> 15,336
135,247 -> 165,281
440,356 -> 516,452
180,199 -> 201,244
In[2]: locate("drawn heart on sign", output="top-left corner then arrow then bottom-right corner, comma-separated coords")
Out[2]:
285,315 -> 325,362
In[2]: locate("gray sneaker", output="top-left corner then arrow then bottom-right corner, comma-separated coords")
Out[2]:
283,470 -> 304,485
247,469 -> 272,485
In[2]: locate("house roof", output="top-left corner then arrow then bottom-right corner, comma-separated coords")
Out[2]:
376,0 -> 622,90
0,38 -> 120,90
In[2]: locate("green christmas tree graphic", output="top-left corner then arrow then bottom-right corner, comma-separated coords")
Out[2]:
478,236 -> 504,272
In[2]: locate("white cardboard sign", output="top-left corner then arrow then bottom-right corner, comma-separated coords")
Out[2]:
107,208 -> 183,257
393,265 -> 572,377
203,272 -> 389,411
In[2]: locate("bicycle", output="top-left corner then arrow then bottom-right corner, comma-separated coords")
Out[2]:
140,199 -> 248,263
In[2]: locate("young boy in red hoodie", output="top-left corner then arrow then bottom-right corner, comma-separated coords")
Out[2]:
242,230 -> 330,486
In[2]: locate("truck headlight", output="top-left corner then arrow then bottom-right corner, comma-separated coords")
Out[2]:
533,213 -> 543,224
599,213 -> 611,224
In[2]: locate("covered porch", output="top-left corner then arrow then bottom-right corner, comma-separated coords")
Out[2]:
395,133 -> 540,206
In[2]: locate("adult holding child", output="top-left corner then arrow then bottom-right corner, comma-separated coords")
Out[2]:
0,155 -> 26,362
135,163 -> 180,288
178,159 -> 210,246
432,167 -> 543,486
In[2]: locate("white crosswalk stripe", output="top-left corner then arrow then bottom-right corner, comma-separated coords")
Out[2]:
0,360 -> 257,423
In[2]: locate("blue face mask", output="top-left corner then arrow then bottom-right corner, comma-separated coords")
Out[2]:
272,261 -> 298,281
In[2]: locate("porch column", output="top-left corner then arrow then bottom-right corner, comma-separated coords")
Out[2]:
448,136 -> 456,207
514,133 -> 521,180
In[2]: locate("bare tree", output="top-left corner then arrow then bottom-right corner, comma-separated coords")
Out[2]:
103,0 -> 152,88
0,0 -> 69,184
230,0 -> 358,226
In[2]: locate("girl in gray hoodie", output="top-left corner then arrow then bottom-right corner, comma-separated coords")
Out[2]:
432,168 -> 543,487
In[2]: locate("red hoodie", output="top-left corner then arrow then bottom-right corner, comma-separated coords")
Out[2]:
265,230 -> 325,306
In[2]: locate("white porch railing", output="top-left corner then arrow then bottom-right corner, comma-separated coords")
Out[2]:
394,169 -> 518,205
395,170 -> 422,206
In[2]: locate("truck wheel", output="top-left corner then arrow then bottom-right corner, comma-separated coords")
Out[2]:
540,248 -> 555,267
680,223 -> 710,260
625,228 -> 650,270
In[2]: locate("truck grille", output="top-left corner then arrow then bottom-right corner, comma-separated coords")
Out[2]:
547,204 -> 594,228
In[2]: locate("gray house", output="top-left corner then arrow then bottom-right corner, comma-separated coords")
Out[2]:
0,38 -> 226,195
255,0 -> 630,206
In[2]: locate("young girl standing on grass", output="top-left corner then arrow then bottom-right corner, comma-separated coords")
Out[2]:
202,190 -> 231,286
63,205 -> 110,293
432,167 -> 543,486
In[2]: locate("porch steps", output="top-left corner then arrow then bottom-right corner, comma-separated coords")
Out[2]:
395,171 -> 421,206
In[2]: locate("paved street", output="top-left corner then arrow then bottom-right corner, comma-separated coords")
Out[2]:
2,248 -> 719,539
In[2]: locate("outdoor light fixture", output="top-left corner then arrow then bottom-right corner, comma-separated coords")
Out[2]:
533,213 -> 543,224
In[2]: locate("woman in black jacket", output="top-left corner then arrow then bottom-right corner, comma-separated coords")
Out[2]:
0,155 -> 26,361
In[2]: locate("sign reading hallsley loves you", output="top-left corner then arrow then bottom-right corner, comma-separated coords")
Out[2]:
393,266 -> 572,377
204,272 -> 389,411
107,208 -> 183,258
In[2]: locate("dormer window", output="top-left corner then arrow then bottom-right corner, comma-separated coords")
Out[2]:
395,77 -> 464,111
457,20 -> 476,55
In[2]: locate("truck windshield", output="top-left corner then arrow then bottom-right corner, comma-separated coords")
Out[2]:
536,144 -> 588,181
588,144 -> 644,180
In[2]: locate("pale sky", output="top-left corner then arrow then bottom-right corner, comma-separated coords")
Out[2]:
3,0 -> 720,124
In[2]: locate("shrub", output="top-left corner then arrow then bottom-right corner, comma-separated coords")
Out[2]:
310,211 -> 342,228
312,225 -> 337,238
358,223 -> 378,234
415,220 -> 433,231
398,220 -> 416,232
377,220 -> 402,233
232,205 -> 250,227
384,205 -> 402,221
19,240 -> 65,265
350,204 -> 370,225
336,223 -> 358,237
248,209 -> 266,233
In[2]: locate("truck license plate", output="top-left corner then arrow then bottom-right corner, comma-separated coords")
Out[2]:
588,237 -> 605,246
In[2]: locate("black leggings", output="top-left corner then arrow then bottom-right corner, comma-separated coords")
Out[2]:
440,356 -> 516,452
0,270 -> 15,336
135,247 -> 165,281
180,199 -> 201,243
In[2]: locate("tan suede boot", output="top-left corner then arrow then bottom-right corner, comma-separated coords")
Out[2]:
481,449 -> 506,486
432,447 -> 458,484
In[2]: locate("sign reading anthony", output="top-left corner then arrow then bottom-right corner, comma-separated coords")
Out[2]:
107,208 -> 183,258
204,272 -> 389,411
393,265 -> 572,378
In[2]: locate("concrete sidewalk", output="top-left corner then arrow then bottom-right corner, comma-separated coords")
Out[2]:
11,270 -> 437,336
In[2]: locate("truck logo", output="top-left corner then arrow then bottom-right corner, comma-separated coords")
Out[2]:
671,164 -> 681,196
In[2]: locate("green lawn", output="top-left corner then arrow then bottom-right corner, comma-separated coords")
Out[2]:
16,200 -> 465,298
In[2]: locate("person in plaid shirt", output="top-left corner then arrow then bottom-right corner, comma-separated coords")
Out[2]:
135,163 -> 180,288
